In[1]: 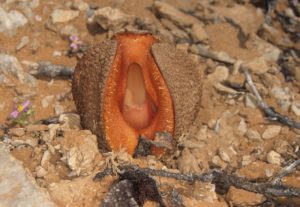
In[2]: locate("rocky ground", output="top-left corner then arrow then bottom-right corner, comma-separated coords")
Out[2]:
0,0 -> 300,206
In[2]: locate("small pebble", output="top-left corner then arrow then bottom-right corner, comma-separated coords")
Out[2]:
242,155 -> 253,166
16,36 -> 29,51
52,51 -> 62,57
237,118 -> 247,136
36,166 -> 47,178
245,129 -> 262,141
212,155 -> 227,169
262,125 -> 281,139
41,95 -> 55,108
218,148 -> 231,163
9,128 -> 25,137
266,150 -> 281,165
291,102 -> 300,116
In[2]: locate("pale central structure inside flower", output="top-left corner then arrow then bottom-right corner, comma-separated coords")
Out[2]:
122,63 -> 156,129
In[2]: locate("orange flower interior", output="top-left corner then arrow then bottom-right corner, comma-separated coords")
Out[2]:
103,34 -> 174,155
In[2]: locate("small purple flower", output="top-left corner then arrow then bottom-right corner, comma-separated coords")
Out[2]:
10,100 -> 31,118
10,110 -> 19,118
69,35 -> 83,51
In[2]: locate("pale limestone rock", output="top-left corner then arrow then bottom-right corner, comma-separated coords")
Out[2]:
226,186 -> 266,206
41,95 -> 55,108
245,129 -> 262,141
153,1 -> 199,27
262,125 -> 281,139
94,7 -> 133,30
51,9 -> 79,23
191,23 -> 208,42
0,7 -> 28,36
242,57 -> 269,75
0,144 -> 56,207
267,150 -> 281,165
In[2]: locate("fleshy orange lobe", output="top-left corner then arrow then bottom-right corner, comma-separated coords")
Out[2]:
103,34 -> 174,155
122,63 -> 155,130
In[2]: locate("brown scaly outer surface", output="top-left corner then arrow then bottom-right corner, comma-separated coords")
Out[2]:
151,43 -> 201,138
72,40 -> 117,151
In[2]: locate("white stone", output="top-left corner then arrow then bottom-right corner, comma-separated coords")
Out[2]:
94,7 -> 133,30
0,144 -> 56,207
0,7 -> 28,36
196,125 -> 208,141
62,133 -> 99,176
54,103 -> 65,115
16,36 -> 30,51
41,95 -> 55,108
11,137 -> 38,148
30,0 -> 40,9
51,9 -> 79,23
59,113 -> 81,129
153,1 -> 199,27
267,150 -> 281,165
237,118 -> 247,136
52,51 -> 62,57
9,128 -> 25,137
0,54 -> 36,86
60,25 -> 78,38
242,155 -> 253,166
271,87 -> 291,101
48,124 -> 60,141
245,129 -> 262,141
177,148 -> 201,173
41,150 -> 51,167
262,125 -> 281,139
242,57 -> 269,75
207,66 -> 229,84
36,166 -> 48,178
265,167 -> 276,177
72,0 -> 89,11
211,155 -> 227,169
291,102 -> 300,116
191,23 -> 208,42
218,149 -> 231,163
251,34 -> 281,62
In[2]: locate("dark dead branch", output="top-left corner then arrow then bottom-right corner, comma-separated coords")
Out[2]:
39,116 -> 60,125
94,165 -> 300,198
242,68 -> 300,129
30,61 -> 74,78
96,165 -> 166,207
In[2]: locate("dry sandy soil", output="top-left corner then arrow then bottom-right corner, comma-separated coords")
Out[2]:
0,0 -> 300,206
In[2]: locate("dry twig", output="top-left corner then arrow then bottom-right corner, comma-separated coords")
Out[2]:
94,165 -> 300,198
242,68 -> 300,129
271,159 -> 300,185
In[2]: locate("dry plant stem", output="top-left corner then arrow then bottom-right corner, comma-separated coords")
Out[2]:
94,165 -> 300,197
271,159 -> 300,185
243,68 -> 300,129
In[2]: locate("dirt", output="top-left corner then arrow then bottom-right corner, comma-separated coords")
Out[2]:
0,0 -> 300,207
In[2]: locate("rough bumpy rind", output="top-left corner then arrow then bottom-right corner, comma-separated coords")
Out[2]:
72,40 -> 117,151
151,43 -> 201,138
